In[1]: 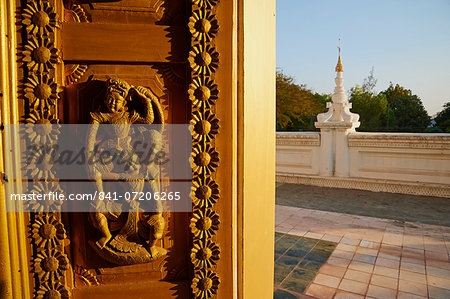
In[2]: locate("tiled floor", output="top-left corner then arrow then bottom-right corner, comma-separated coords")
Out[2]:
274,233 -> 337,298
275,204 -> 450,299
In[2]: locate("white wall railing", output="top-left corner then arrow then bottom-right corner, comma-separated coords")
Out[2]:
276,132 -> 450,198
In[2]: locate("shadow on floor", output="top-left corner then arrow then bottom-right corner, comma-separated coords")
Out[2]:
276,183 -> 450,227
274,233 -> 337,298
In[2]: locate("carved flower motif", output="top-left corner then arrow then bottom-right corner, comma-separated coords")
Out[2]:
188,44 -> 219,76
22,1 -> 58,36
24,73 -> 59,108
34,249 -> 69,282
27,182 -> 63,213
25,109 -> 60,144
32,214 -> 66,249
191,110 -> 219,142
192,176 -> 219,208
190,209 -> 220,239
75,265 -> 100,286
192,0 -> 218,9
26,154 -> 56,180
192,144 -> 219,175
65,64 -> 88,86
191,239 -> 220,268
191,270 -> 220,299
23,37 -> 60,73
36,281 -> 69,299
69,4 -> 89,23
188,77 -> 218,109
189,9 -> 218,41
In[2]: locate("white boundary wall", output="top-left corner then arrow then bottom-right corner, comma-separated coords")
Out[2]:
276,132 -> 450,198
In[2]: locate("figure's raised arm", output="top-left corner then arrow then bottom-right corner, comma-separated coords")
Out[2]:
129,86 -> 165,125
86,117 -> 100,180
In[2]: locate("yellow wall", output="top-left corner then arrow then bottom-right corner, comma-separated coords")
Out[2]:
238,0 -> 276,298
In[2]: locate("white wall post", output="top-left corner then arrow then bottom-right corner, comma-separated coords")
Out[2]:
315,53 -> 359,177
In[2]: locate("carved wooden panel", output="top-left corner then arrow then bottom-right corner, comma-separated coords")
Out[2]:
20,0 -> 223,297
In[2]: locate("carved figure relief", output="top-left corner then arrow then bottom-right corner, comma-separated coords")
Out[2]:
87,78 -> 167,265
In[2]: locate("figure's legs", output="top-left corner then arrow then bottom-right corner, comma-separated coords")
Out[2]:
89,176 -> 112,248
90,212 -> 112,248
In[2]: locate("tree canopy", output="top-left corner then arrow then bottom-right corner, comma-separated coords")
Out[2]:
434,102 -> 450,132
348,69 -> 388,131
276,71 -> 325,131
381,83 -> 431,132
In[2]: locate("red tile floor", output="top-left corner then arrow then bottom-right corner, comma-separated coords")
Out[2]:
275,205 -> 450,299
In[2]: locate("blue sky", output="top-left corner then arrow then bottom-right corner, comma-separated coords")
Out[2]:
276,0 -> 450,115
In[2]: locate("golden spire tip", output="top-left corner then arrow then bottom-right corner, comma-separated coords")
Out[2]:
335,39 -> 344,72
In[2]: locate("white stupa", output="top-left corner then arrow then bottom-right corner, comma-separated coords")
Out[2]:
315,48 -> 360,131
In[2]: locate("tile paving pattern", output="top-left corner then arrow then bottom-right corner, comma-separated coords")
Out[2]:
275,204 -> 450,299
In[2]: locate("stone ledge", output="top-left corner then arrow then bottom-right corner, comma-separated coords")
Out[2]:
276,132 -> 321,146
276,173 -> 450,198
348,132 -> 450,149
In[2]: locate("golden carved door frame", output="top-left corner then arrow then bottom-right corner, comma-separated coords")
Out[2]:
12,0 -> 230,298
1,0 -> 281,297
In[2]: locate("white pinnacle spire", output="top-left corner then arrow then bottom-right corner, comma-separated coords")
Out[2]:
315,44 -> 360,131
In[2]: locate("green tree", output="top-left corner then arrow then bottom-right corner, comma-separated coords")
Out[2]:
349,86 -> 388,131
434,102 -> 450,132
381,83 -> 431,132
276,70 -> 326,131
348,69 -> 388,131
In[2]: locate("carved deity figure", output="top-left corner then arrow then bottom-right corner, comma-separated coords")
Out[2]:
86,78 -> 167,265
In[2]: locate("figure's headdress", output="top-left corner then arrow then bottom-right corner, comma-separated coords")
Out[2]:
106,78 -> 131,97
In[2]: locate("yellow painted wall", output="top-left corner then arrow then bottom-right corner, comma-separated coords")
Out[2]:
238,0 -> 276,298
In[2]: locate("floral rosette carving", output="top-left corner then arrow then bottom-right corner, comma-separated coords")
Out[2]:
24,73 -> 59,109
189,9 -> 218,42
32,214 -> 66,249
192,144 -> 219,175
192,176 -> 219,208
69,4 -> 88,22
27,182 -> 63,213
191,269 -> 220,299
74,266 -> 100,286
189,0 -> 221,297
22,0 -> 66,296
23,36 -> 60,73
65,64 -> 88,86
188,77 -> 219,109
36,281 -> 70,299
191,110 -> 219,142
25,109 -> 60,143
191,239 -> 220,268
26,153 -> 57,181
64,5 -> 88,86
192,0 -> 219,9
190,209 -> 220,239
34,249 -> 69,282
188,44 -> 219,76
22,1 -> 59,36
